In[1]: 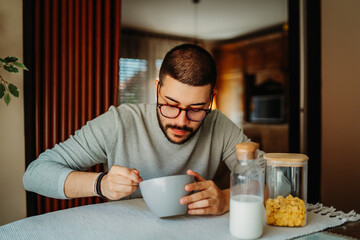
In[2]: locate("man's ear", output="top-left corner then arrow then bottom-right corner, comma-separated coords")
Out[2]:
154,79 -> 159,88
212,89 -> 217,98
211,89 -> 218,110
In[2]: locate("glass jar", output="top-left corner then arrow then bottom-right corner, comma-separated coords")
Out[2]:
264,153 -> 309,227
230,142 -> 264,239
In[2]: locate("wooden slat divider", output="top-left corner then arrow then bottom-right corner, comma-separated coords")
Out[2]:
29,0 -> 121,214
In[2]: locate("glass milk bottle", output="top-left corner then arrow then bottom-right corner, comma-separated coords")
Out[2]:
230,142 -> 264,239
264,153 -> 309,227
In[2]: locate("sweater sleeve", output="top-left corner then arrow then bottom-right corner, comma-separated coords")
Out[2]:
23,106 -> 119,199
215,111 -> 265,173
212,111 -> 261,173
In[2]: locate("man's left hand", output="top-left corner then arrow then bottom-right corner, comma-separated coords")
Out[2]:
180,169 -> 230,215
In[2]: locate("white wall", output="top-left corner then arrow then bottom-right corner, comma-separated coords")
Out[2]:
0,0 -> 27,225
321,0 -> 360,212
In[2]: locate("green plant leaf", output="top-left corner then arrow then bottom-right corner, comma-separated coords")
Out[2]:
4,56 -> 18,63
8,84 -> 19,97
0,83 -> 5,98
4,93 -> 11,105
3,65 -> 19,73
13,62 -> 29,71
0,58 -> 6,64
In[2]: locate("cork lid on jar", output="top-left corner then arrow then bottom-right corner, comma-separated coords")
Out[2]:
236,142 -> 259,160
264,153 -> 309,167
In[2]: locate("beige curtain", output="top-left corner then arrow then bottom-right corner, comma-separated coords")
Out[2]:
119,30 -> 188,104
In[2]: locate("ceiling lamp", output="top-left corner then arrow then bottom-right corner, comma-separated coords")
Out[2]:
192,0 -> 200,43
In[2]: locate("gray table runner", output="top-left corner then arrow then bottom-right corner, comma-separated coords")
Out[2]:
1,198 -> 359,240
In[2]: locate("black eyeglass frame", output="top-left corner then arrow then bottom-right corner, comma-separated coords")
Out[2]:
156,85 -> 213,122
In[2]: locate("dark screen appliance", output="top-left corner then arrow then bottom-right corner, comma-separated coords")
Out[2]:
250,95 -> 284,124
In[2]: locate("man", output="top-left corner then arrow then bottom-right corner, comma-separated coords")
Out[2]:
23,44 -> 250,216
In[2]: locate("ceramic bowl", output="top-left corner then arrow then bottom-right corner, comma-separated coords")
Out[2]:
140,174 -> 194,217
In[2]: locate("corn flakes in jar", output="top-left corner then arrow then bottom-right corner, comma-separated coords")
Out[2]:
264,153 -> 309,227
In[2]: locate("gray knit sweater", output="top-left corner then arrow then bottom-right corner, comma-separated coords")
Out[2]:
23,103 -> 249,199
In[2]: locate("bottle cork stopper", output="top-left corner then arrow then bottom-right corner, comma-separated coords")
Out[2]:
235,142 -> 259,160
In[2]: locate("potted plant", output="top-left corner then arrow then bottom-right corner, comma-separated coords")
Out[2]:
0,56 -> 28,106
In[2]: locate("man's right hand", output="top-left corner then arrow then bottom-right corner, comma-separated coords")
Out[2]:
100,166 -> 142,200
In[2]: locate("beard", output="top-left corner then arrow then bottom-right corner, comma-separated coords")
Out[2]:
156,111 -> 201,145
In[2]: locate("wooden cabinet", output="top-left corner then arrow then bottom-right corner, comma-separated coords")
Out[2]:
263,39 -> 285,68
245,46 -> 263,73
214,32 -> 287,75
213,29 -> 288,126
215,71 -> 245,124
216,49 -> 244,74
244,34 -> 287,73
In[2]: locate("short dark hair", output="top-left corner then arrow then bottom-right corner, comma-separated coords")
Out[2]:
159,44 -> 217,90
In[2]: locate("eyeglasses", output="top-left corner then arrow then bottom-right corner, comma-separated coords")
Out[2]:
156,86 -> 213,122
157,103 -> 211,122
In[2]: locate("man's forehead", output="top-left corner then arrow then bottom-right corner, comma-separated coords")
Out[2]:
160,77 -> 212,105
161,76 -> 212,91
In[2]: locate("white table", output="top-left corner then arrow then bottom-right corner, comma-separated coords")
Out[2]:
0,198 -> 354,240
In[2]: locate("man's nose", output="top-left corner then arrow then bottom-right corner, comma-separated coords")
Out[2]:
175,109 -> 190,126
